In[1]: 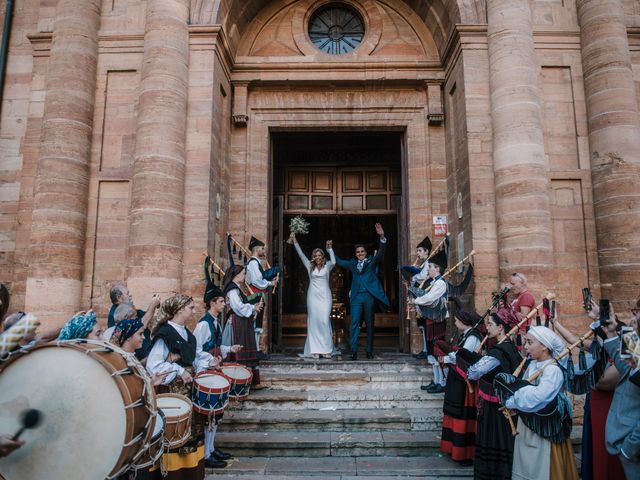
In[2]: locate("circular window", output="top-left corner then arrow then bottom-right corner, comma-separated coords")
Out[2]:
308,3 -> 365,55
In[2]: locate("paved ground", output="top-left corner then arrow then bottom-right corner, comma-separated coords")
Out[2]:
205,455 -> 473,478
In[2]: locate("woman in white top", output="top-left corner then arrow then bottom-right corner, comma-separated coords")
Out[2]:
290,233 -> 336,359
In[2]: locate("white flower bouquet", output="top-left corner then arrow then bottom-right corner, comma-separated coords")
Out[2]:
287,215 -> 310,244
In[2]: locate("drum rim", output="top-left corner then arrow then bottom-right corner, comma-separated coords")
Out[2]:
195,370 -> 231,394
157,393 -> 193,421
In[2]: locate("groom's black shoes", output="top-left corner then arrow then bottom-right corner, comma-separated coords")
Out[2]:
349,352 -> 358,361
366,352 -> 374,359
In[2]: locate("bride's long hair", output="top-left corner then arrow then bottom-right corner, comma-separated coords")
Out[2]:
310,248 -> 326,273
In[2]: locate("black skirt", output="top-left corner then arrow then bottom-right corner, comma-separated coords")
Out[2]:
474,399 -> 515,480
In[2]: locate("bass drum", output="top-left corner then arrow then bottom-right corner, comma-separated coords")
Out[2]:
0,339 -> 157,480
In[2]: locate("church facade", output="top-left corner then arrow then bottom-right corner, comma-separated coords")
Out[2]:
1,0 -> 639,351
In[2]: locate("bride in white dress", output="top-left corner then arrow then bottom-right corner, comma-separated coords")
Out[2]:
290,233 -> 336,358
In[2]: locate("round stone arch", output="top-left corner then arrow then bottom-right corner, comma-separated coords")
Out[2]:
194,0 -> 487,55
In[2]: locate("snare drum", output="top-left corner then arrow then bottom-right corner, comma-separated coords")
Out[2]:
221,363 -> 253,400
156,393 -> 192,449
192,370 -> 230,415
0,339 -> 156,480
133,410 -> 166,470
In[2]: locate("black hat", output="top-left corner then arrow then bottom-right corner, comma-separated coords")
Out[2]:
417,236 -> 432,253
430,248 -> 447,273
204,283 -> 224,304
249,236 -> 265,251
223,265 -> 245,294
455,309 -> 481,327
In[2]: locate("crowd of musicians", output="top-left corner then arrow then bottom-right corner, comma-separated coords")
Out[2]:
1,229 -> 639,480
403,235 -> 640,480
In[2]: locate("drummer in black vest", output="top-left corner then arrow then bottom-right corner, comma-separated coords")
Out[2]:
147,294 -> 220,480
193,284 -> 243,469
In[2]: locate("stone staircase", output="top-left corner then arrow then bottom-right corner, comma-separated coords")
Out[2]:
206,353 -> 475,478
205,353 -> 583,479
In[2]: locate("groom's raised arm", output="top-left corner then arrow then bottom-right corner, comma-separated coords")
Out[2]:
331,241 -> 351,268
372,223 -> 387,265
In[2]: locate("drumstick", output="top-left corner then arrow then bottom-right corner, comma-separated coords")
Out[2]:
12,409 -> 42,440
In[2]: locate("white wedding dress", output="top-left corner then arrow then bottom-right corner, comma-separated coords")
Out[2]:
294,242 -> 336,356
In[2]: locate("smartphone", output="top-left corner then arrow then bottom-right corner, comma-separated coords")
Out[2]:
582,288 -> 592,312
599,299 -> 610,326
620,326 -> 634,359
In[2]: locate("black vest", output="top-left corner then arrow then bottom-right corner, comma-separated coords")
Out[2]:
153,323 -> 197,368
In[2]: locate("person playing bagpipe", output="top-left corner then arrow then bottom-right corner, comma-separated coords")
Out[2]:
411,248 -> 449,392
234,235 -> 281,360
436,307 -> 483,464
222,265 -> 265,387
461,307 -> 521,480
193,277 -> 243,469
497,326 -> 579,480
400,236 -> 432,360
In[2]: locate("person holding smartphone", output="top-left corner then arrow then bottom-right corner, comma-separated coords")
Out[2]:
601,301 -> 640,480
551,300 -> 625,480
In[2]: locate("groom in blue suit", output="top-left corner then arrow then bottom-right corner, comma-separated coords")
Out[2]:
334,223 -> 390,360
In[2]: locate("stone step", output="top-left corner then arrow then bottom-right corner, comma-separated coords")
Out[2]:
219,408 -> 442,432
261,371 -> 432,390
227,387 -> 445,411
205,455 -> 473,478
260,354 -> 431,373
214,430 -> 441,457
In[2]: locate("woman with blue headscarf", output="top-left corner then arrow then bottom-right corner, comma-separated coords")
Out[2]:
58,310 -> 102,341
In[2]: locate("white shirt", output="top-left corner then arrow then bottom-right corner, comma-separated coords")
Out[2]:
194,315 -> 231,359
414,277 -> 447,306
227,287 -> 255,318
146,321 -> 214,385
411,262 -> 430,285
443,328 -> 481,365
246,256 -> 272,290
504,359 -> 564,412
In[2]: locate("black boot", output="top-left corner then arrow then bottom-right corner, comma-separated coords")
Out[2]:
212,448 -> 232,460
205,457 -> 227,468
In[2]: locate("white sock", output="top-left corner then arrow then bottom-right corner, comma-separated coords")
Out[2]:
255,332 -> 261,352
419,326 -> 427,353
204,423 -> 218,458
441,367 -> 448,386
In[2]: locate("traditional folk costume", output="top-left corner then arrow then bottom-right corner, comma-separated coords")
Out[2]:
245,236 -> 281,353
401,236 -> 432,358
437,310 -> 482,462
193,285 -> 233,464
464,310 -> 521,480
147,308 -> 214,480
502,326 -> 578,480
58,311 -> 98,341
413,249 -> 449,389
223,265 -> 262,386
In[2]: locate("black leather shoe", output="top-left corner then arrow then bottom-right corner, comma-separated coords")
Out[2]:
205,457 -> 227,468
212,448 -> 232,460
420,382 -> 435,391
413,352 -> 427,359
257,352 -> 269,361
366,352 -> 374,359
349,352 -> 358,361
427,384 -> 445,394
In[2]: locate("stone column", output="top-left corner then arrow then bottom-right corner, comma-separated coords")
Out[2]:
25,0 -> 101,326
487,0 -> 554,291
576,0 -> 640,305
127,0 -> 190,300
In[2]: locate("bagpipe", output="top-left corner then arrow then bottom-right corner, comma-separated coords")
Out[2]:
407,250 -> 476,322
203,253 -> 263,304
475,294 -> 555,353
227,234 -> 280,293
492,329 -> 597,442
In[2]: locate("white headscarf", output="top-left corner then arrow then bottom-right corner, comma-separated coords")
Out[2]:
528,326 -> 566,364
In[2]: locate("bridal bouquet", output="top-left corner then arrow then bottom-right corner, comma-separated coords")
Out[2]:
287,215 -> 310,244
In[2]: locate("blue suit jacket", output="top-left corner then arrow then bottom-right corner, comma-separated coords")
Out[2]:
335,239 -> 390,307
604,337 -> 640,460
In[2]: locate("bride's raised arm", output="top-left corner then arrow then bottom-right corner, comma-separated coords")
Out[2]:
326,240 -> 336,270
292,234 -> 311,268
